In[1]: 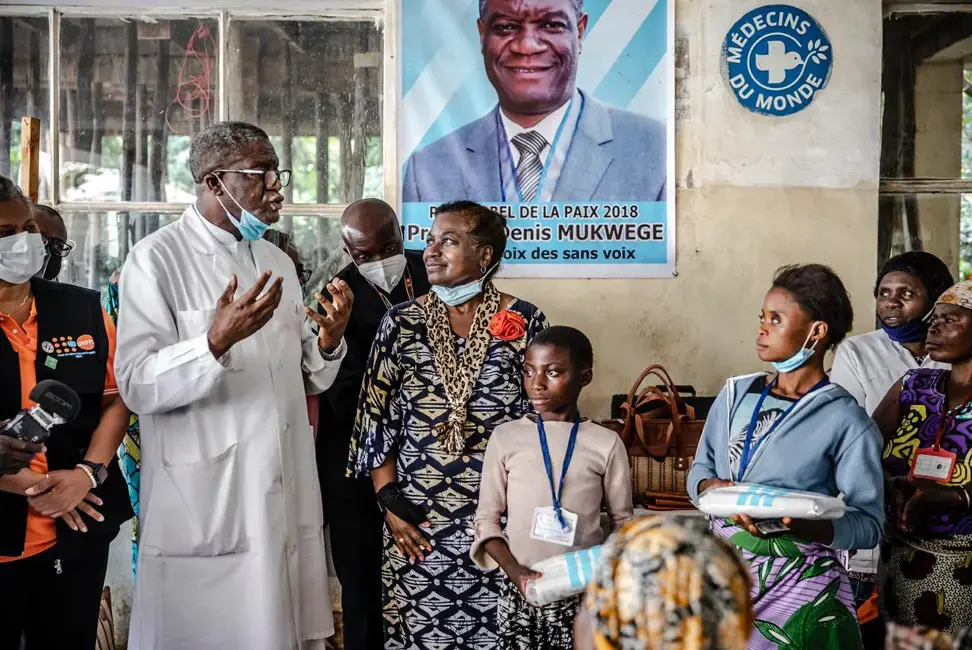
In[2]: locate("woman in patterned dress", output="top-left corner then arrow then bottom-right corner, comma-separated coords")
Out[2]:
348,201 -> 548,650
874,280 -> 972,636
575,514 -> 753,650
687,264 -> 885,650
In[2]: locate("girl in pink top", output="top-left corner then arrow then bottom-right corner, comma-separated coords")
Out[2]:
472,326 -> 633,649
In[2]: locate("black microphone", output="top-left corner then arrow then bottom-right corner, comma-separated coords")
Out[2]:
1,380 -> 81,443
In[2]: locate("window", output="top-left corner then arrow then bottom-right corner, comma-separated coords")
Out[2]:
1,14 -> 51,200
0,6 -> 387,294
879,7 -> 972,279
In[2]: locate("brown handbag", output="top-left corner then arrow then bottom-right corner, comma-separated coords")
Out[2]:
600,365 -> 705,510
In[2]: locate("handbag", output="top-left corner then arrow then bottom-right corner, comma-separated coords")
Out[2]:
600,365 -> 705,510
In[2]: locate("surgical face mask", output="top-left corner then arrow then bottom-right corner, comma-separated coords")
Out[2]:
0,232 -> 46,285
431,261 -> 499,307
214,177 -> 270,241
355,253 -> 407,293
772,322 -> 821,374
881,318 -> 926,344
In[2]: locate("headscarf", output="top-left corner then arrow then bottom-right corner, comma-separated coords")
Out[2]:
937,280 -> 972,312
585,514 -> 752,650
876,252 -> 954,306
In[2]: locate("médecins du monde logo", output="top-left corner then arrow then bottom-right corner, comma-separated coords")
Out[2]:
723,5 -> 833,117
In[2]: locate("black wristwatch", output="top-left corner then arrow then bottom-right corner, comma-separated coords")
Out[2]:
78,460 -> 108,486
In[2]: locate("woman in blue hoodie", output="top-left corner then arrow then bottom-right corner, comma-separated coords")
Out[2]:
688,264 -> 885,650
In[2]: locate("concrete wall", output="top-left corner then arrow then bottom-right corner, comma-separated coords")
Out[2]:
500,0 -> 883,410
914,61 -> 964,276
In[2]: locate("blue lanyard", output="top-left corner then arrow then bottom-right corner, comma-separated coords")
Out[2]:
537,414 -> 580,531
735,376 -> 830,481
498,95 -> 581,204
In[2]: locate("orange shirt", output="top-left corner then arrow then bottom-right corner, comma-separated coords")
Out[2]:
0,299 -> 118,562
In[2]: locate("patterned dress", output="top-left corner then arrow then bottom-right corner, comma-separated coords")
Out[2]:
880,369 -> 972,635
349,298 -> 547,650
104,275 -> 140,578
710,520 -> 861,650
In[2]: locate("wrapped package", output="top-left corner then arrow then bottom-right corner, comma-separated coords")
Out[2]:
524,545 -> 602,607
697,483 -> 846,520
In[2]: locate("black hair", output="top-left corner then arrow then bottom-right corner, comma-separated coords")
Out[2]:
0,175 -> 27,208
875,251 -> 954,306
188,121 -> 270,184
529,326 -> 594,370
479,0 -> 584,20
772,264 -> 854,349
434,200 -> 507,280
31,203 -> 65,224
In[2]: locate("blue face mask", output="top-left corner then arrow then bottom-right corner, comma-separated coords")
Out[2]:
881,318 -> 925,344
772,322 -> 821,373
431,262 -> 498,307
214,178 -> 270,241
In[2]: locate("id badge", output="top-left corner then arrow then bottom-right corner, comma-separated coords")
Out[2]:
530,506 -> 578,547
909,447 -> 957,482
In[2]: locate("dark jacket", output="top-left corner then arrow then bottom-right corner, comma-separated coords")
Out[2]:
316,251 -> 430,463
0,279 -> 133,558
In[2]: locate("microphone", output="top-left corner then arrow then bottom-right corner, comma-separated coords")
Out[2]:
1,380 -> 81,443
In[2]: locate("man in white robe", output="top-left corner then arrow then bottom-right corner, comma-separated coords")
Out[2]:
114,122 -> 353,650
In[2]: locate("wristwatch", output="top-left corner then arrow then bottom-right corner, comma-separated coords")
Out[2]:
78,460 -> 108,486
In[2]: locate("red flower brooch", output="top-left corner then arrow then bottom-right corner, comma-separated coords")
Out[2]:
489,310 -> 527,341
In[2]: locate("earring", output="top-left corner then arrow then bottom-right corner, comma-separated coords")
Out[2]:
480,265 -> 488,276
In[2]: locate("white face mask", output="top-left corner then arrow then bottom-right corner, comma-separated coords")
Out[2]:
0,232 -> 46,285
356,254 -> 408,293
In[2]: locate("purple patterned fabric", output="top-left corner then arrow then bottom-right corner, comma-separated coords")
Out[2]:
883,369 -> 972,537
710,519 -> 861,650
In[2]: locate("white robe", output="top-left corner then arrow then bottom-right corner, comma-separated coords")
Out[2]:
114,205 -> 344,650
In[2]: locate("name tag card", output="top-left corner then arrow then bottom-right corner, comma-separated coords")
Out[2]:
910,448 -> 957,482
530,506 -> 578,547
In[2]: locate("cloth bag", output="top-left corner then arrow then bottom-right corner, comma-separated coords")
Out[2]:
524,545 -> 602,607
600,365 -> 704,510
697,483 -> 847,520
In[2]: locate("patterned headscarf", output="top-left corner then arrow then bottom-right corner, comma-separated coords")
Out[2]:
937,281 -> 972,312
585,514 -> 752,650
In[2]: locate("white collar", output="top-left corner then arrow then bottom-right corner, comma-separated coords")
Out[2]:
193,204 -> 245,250
500,99 -> 572,154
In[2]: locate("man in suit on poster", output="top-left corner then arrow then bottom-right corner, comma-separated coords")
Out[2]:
403,0 -> 667,204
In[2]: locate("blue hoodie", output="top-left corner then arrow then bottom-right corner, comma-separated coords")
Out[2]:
687,372 -> 885,551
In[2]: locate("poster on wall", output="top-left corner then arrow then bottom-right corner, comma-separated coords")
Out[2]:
398,0 -> 676,278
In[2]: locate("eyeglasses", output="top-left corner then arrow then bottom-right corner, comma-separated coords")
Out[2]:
213,168 -> 292,190
43,236 -> 76,257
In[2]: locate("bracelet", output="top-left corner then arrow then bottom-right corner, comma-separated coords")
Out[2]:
75,463 -> 97,489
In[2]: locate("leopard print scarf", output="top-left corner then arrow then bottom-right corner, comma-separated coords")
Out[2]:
424,281 -> 501,454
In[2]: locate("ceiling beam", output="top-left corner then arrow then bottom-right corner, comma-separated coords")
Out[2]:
913,15 -> 972,63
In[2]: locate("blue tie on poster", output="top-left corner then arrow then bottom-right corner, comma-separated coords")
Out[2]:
397,0 -> 676,279
722,5 -> 833,117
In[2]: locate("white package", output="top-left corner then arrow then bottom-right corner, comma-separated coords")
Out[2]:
697,483 -> 846,520
524,545 -> 602,607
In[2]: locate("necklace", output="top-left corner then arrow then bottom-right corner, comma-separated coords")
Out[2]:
0,289 -> 31,320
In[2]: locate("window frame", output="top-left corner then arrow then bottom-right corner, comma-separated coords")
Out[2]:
0,0 -> 395,220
